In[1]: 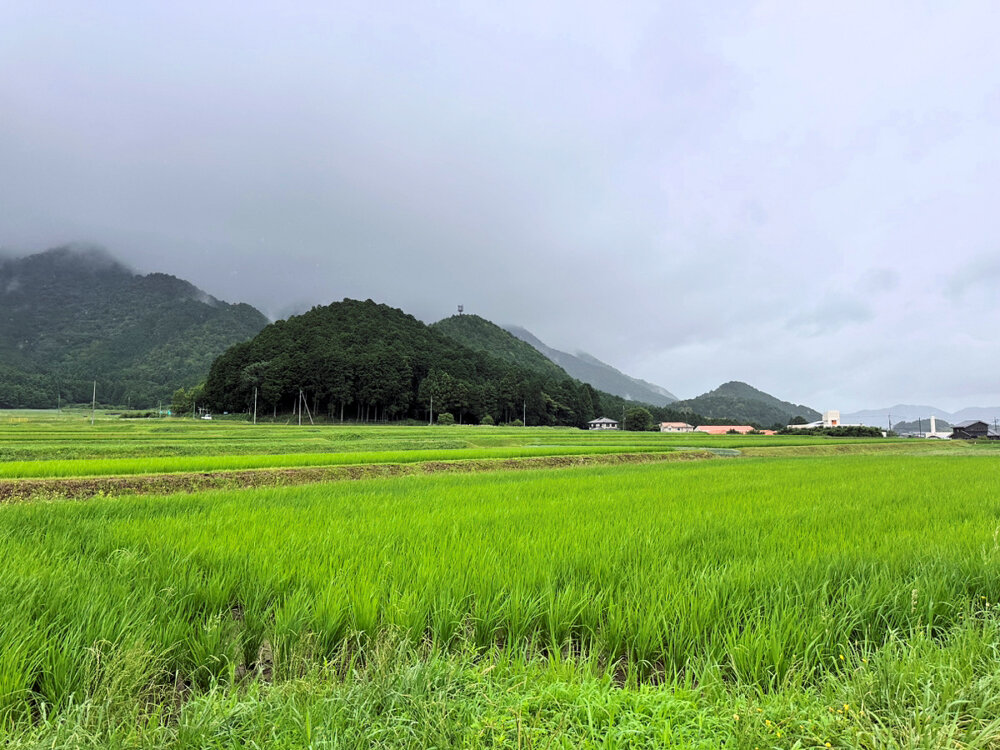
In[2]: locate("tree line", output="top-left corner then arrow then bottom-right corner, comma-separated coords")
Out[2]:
203,299 -> 627,427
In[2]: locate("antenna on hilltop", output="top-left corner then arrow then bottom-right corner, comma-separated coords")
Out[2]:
457,305 -> 464,315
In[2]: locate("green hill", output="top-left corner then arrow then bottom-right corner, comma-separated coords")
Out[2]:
431,315 -> 568,380
892,418 -> 952,434
0,246 -> 268,408
205,299 -> 619,426
672,381 -> 820,427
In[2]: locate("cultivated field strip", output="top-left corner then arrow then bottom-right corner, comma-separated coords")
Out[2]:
0,450 -> 712,503
0,444 -> 682,479
3,455 -> 1000,724
0,413 -> 908,463
4,414 -> 1000,746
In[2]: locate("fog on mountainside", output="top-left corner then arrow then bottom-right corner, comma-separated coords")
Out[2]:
503,326 -> 678,406
0,246 -> 267,408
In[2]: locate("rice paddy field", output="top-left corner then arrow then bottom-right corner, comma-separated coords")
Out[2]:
2,411 -> 1000,748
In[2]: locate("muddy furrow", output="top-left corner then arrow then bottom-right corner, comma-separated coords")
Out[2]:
0,450 -> 715,503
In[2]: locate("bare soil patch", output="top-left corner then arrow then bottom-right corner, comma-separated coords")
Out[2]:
0,450 -> 714,503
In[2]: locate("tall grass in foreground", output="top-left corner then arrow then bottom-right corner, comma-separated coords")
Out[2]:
2,454 -> 1000,746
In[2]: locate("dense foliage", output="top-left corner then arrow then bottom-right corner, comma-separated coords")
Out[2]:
671,380 -> 820,426
778,425 -> 887,438
203,299 -> 637,427
624,406 -> 655,431
0,246 -> 267,408
430,314 -> 568,380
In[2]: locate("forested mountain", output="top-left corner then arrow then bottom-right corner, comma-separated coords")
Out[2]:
503,325 -> 678,405
204,299 -> 635,426
671,381 -> 820,427
892,418 -> 952,434
431,315 -> 569,380
0,246 -> 268,408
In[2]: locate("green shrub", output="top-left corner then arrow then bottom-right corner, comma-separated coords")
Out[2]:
480,415 -> 495,426
436,413 -> 456,425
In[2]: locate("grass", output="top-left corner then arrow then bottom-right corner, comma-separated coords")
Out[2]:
0,410 -> 913,462
0,444 -> 681,479
2,412 -> 1000,747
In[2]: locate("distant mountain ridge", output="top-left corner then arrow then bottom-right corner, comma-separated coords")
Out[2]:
503,325 -> 677,406
0,246 -> 268,408
672,381 -> 820,426
430,315 -> 569,381
842,405 -> 1000,428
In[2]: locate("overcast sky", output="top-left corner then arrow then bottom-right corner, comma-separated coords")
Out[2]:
3,2 -> 999,411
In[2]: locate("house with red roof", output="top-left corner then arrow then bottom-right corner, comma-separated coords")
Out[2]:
695,425 -> 755,435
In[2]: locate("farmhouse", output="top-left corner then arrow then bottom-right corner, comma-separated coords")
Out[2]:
695,425 -> 755,435
660,421 -> 694,433
587,417 -> 619,430
950,420 -> 1000,440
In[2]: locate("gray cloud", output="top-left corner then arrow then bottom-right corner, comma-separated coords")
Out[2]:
787,297 -> 874,337
945,255 -> 1000,300
2,1 -> 1000,411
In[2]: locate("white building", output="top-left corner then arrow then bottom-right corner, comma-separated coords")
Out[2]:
660,421 -> 694,433
588,417 -> 619,430
787,410 -> 865,430
922,416 -> 952,439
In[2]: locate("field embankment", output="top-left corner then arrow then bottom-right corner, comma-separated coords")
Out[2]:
0,449 -> 711,503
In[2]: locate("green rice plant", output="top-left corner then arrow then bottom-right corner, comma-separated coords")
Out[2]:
3,445 -> 1000,745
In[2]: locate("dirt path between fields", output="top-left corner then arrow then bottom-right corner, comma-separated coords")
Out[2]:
0,450 -> 716,503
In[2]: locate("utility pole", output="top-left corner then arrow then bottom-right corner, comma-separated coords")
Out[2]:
298,389 -> 313,425
429,395 -> 433,425
887,413 -> 892,433
523,400 -> 526,426
253,387 -> 258,425
91,380 -> 96,426
622,405 -> 626,431
918,417 -> 923,437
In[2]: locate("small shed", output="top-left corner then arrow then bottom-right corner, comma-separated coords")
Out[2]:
588,417 -> 619,430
